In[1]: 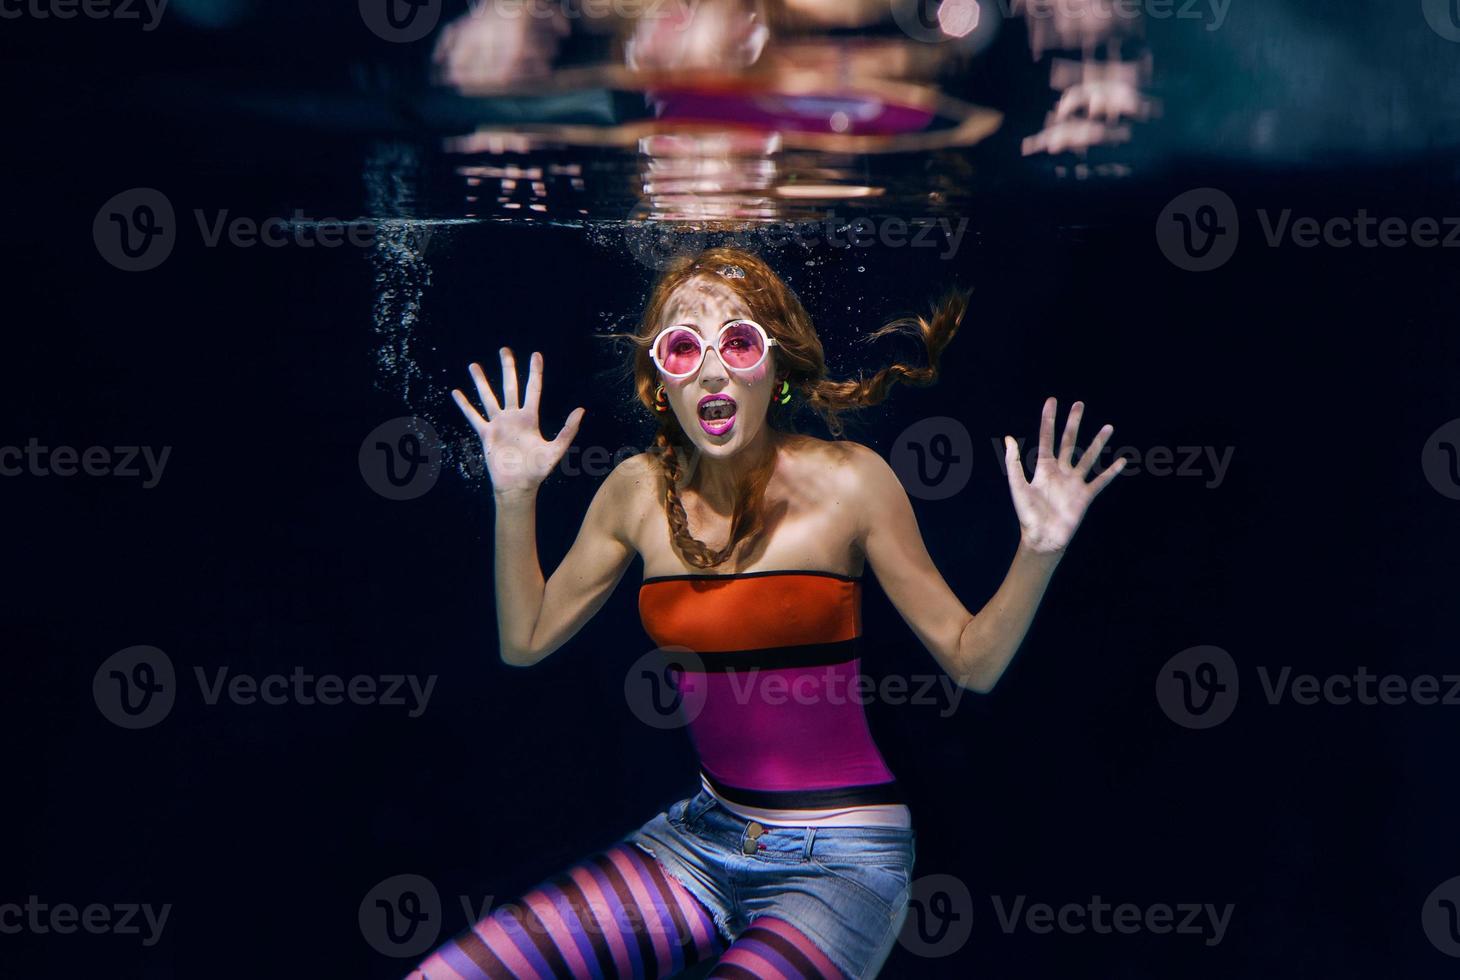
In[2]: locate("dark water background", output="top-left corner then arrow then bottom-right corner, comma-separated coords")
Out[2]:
4,2 -> 1460,977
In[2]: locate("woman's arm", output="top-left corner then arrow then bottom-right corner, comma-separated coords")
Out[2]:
454,348 -> 645,666
491,460 -> 644,666
852,398 -> 1124,692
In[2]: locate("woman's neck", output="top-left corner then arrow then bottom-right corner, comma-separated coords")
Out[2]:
690,426 -> 780,513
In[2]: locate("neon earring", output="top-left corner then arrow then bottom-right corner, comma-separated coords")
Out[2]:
777,379 -> 792,405
654,383 -> 669,412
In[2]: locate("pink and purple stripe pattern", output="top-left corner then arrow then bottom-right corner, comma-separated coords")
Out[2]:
406,845 -> 846,978
407,843 -> 719,980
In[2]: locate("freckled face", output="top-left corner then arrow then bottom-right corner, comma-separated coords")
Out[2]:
654,277 -> 776,460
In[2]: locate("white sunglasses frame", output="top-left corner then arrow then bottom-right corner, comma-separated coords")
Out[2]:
649,319 -> 780,379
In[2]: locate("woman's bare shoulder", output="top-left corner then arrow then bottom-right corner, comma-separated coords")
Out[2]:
775,434 -> 890,497
778,433 -> 880,470
595,451 -> 661,533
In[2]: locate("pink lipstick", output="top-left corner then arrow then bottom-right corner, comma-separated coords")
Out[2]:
697,393 -> 737,436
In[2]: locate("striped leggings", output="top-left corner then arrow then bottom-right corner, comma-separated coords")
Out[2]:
407,842 -> 845,979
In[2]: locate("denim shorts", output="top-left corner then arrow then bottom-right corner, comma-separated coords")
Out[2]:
623,789 -> 916,980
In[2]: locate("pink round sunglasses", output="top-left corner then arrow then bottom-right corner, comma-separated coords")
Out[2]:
649,319 -> 780,379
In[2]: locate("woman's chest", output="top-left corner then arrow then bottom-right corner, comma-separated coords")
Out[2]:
632,490 -> 864,581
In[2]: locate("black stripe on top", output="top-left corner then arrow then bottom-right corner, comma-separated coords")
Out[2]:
702,770 -> 906,809
641,568 -> 861,586
663,637 -> 861,672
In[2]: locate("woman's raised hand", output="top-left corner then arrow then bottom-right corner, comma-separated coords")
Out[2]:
1002,397 -> 1126,555
452,348 -> 585,496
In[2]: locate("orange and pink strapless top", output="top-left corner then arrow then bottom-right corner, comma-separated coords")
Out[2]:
638,569 -> 903,811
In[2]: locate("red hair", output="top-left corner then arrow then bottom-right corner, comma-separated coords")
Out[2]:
609,247 -> 968,569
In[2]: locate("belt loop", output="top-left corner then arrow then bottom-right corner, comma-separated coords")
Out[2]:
803,827 -> 817,861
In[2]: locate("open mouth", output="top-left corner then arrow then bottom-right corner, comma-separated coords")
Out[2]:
697,395 -> 737,435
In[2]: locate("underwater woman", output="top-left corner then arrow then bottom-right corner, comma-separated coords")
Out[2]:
411,247 -> 1125,979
